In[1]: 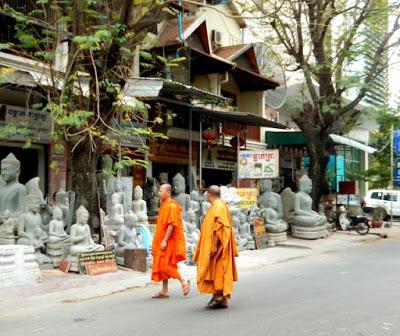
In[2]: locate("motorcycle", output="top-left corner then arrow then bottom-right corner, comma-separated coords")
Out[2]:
333,206 -> 370,235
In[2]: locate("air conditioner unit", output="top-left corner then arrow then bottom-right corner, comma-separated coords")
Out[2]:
211,30 -> 222,47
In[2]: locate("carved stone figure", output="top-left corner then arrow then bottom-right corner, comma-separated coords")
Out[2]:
0,153 -> 26,220
189,190 -> 201,227
115,211 -> 142,265
259,179 -> 283,218
132,186 -> 148,223
200,193 -> 210,226
238,210 -> 255,249
47,206 -> 70,267
54,188 -> 71,233
262,197 -> 288,243
230,207 -> 248,251
17,194 -> 48,248
31,228 -> 52,265
144,177 -> 160,218
105,192 -> 125,227
172,173 -> 190,213
184,211 -> 200,264
0,209 -> 17,245
69,206 -> 104,256
291,175 -> 329,239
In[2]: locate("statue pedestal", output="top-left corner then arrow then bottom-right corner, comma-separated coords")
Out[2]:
291,225 -> 329,239
266,231 -> 287,243
0,245 -> 41,288
0,236 -> 17,245
47,242 -> 71,267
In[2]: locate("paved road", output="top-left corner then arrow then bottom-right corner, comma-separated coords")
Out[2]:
2,238 -> 400,336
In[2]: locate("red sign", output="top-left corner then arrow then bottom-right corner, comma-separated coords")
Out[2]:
85,261 -> 118,276
338,181 -> 357,195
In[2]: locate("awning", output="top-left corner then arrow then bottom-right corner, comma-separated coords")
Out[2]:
265,131 -> 376,154
156,96 -> 287,129
329,134 -> 376,154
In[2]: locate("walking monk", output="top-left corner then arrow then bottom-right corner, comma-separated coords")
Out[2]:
151,183 -> 190,298
193,185 -> 238,309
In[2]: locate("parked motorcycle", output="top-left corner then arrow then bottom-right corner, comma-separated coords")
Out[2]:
333,206 -> 370,235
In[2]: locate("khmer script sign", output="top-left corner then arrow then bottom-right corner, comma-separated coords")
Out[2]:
238,150 -> 279,179
237,188 -> 257,208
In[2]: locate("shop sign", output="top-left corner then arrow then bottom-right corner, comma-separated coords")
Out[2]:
238,150 -> 279,179
202,145 -> 236,171
237,188 -> 257,208
151,139 -> 198,165
0,104 -> 51,142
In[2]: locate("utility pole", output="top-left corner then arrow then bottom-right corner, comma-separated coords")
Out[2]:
390,124 -> 394,227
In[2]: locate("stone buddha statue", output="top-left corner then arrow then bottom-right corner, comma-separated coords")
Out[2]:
263,196 -> 288,233
69,206 -> 104,256
31,227 -> 52,265
184,211 -> 200,263
48,207 -> 70,244
0,153 -> 26,220
0,209 -> 17,244
54,188 -> 71,233
105,192 -> 125,227
115,211 -> 141,262
144,177 -> 160,218
259,178 -> 283,218
17,194 -> 48,247
132,186 -> 148,223
172,173 -> 190,213
291,175 -> 328,239
230,207 -> 248,250
238,210 -> 255,249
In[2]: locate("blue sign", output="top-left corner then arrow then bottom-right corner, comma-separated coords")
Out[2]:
395,158 -> 400,187
394,128 -> 400,155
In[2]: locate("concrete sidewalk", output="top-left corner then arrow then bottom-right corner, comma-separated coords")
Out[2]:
1,226 -> 399,310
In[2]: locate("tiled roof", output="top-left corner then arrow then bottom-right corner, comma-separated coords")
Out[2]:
157,17 -> 197,46
214,44 -> 249,60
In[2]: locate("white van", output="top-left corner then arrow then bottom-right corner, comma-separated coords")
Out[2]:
362,189 -> 400,218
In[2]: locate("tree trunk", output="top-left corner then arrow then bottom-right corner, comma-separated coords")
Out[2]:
303,130 -> 330,210
68,140 -> 100,229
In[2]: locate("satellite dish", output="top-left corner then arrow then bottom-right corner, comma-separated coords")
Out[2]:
253,42 -> 288,109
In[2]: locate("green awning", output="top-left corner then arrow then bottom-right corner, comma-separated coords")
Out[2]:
265,131 -> 305,145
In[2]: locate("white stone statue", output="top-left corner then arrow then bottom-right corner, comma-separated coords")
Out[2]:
0,153 -> 26,220
172,173 -> 190,213
184,211 -> 200,263
105,192 -> 125,226
69,206 -> 104,256
31,227 -> 52,265
48,207 -> 70,244
54,188 -> 71,233
132,186 -> 148,223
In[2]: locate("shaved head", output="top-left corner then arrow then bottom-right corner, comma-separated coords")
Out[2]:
160,183 -> 172,194
207,185 -> 221,197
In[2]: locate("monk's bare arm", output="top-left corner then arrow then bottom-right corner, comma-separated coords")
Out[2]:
161,225 -> 174,250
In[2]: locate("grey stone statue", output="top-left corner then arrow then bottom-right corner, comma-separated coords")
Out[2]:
144,177 -> 160,218
258,179 -> 283,218
69,205 -> 105,256
238,209 -> 255,249
115,211 -> 141,265
291,175 -> 329,239
47,206 -> 70,267
105,192 -> 125,227
0,153 -> 26,221
0,209 -> 17,244
54,188 -> 71,233
263,197 -> 288,233
172,173 -> 190,213
184,211 -> 200,264
97,154 -> 113,211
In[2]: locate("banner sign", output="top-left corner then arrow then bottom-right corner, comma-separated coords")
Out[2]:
0,104 -> 51,142
238,150 -> 279,179
237,188 -> 258,208
394,128 -> 400,155
202,146 -> 236,171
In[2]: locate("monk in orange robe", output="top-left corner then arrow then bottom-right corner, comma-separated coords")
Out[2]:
193,185 -> 238,309
151,183 -> 190,298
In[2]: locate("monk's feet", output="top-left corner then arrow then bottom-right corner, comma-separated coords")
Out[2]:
206,296 -> 228,309
182,280 -> 190,296
152,291 -> 169,299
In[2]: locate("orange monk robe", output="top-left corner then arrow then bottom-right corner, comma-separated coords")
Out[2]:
193,199 -> 238,297
151,197 -> 186,282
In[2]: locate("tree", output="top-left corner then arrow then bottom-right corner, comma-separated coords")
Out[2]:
240,0 -> 400,208
0,0 -> 173,221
